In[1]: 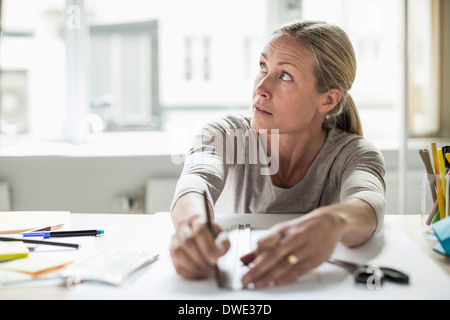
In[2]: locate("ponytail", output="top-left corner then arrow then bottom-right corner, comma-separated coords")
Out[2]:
325,93 -> 363,136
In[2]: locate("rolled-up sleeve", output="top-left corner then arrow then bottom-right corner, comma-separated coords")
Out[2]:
340,141 -> 386,236
170,121 -> 230,211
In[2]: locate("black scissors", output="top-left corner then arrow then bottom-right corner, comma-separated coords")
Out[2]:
327,257 -> 409,285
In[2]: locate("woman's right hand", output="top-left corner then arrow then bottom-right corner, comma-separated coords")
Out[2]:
170,192 -> 230,279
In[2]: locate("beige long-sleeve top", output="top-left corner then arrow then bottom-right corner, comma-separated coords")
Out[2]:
171,114 -> 386,235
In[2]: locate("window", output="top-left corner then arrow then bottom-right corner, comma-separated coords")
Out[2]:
1,0 -> 66,139
407,0 -> 450,138
299,0 -> 403,143
0,0 -> 449,148
183,36 -> 211,81
0,70 -> 28,135
89,20 -> 159,131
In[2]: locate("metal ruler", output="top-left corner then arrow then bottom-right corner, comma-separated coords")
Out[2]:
217,224 -> 251,290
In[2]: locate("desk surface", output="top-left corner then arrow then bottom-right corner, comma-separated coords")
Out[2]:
1,213 -> 449,300
387,215 -> 450,275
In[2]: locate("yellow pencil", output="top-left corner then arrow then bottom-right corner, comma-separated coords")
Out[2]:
438,149 -> 446,199
445,153 -> 450,217
431,143 -> 445,219
431,143 -> 439,172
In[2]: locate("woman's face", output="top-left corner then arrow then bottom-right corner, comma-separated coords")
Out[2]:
251,34 -> 327,135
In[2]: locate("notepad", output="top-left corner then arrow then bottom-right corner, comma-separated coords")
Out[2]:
0,255 -> 73,277
64,247 -> 158,286
0,242 -> 29,261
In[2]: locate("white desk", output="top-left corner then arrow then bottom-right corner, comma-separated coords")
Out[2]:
0,213 -> 449,300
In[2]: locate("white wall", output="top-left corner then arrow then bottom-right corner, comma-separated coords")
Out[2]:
0,155 -> 182,213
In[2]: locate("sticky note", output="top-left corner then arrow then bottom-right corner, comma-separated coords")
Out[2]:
431,217 -> 450,256
0,241 -> 29,261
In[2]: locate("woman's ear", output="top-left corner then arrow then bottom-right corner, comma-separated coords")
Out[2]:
319,89 -> 342,113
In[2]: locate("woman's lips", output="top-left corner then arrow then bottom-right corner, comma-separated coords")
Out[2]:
254,104 -> 273,116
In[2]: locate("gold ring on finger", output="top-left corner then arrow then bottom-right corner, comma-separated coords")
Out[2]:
287,254 -> 299,266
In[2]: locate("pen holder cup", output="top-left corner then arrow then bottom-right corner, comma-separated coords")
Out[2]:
421,173 -> 450,227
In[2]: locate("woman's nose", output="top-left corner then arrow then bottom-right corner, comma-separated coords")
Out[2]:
255,76 -> 272,100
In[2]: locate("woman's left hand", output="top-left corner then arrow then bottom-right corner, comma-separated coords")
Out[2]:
240,208 -> 347,288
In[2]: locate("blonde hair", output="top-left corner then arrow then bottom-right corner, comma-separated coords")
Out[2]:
275,20 -> 362,136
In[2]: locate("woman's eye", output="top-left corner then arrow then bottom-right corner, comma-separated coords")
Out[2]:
280,72 -> 292,81
259,63 -> 267,72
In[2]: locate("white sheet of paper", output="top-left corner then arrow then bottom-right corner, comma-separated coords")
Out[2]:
65,213 -> 450,299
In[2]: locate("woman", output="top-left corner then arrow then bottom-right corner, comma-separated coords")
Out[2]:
169,20 -> 386,288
